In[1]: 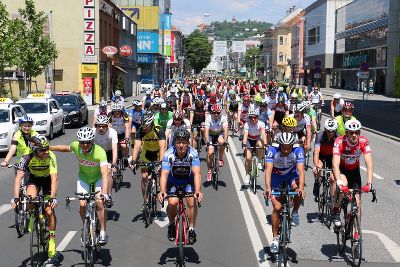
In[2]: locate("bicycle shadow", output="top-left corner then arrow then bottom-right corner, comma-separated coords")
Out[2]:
261,246 -> 298,265
107,210 -> 120,222
306,212 -> 320,224
62,247 -> 112,266
120,181 -> 131,188
394,180 -> 400,185
158,247 -> 201,265
321,243 -> 352,264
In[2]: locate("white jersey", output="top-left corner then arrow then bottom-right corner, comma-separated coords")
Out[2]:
110,116 -> 126,134
204,114 -> 228,135
94,108 -> 111,117
290,113 -> 311,133
166,118 -> 191,147
309,91 -> 323,104
238,104 -> 250,121
93,127 -> 118,152
267,96 -> 277,110
244,120 -> 265,140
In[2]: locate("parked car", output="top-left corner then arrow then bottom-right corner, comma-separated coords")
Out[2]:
0,98 -> 27,153
140,79 -> 155,93
53,92 -> 88,127
17,93 -> 64,140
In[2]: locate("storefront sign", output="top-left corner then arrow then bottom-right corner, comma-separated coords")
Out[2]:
100,0 -> 113,17
81,64 -> 98,74
83,0 -> 96,61
120,6 -> 159,30
343,51 -> 368,68
137,54 -> 154,64
137,32 -> 159,53
82,77 -> 93,105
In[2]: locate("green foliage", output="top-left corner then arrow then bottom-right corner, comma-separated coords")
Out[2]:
114,74 -> 125,95
244,47 -> 260,70
209,20 -> 272,41
185,30 -> 213,74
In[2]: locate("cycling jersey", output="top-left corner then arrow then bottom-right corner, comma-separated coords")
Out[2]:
266,146 -> 305,188
204,114 -> 228,135
70,141 -> 108,185
94,127 -> 118,152
162,146 -> 200,187
128,109 -> 145,129
333,135 -> 371,170
192,106 -> 207,125
244,120 -> 265,140
154,111 -> 173,129
259,108 -> 272,128
143,96 -> 153,109
109,112 -> 129,134
18,151 -> 57,177
227,96 -> 240,112
181,93 -> 192,108
314,131 -> 338,156
335,115 -> 356,136
290,113 -> 311,134
11,130 -> 38,158
309,91 -> 322,104
267,95 -> 277,110
332,99 -> 344,113
136,125 -> 166,152
238,103 -> 250,122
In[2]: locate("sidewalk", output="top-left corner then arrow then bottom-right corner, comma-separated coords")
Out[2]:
321,87 -> 400,141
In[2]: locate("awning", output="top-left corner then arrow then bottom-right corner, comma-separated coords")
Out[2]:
114,65 -> 128,74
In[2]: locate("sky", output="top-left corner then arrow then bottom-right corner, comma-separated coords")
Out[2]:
172,0 -> 316,34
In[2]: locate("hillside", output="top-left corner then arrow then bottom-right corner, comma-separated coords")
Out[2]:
207,20 -> 272,40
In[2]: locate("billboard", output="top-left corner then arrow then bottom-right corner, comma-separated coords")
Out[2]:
213,41 -> 227,56
232,41 -> 246,53
120,6 -> 159,30
159,13 -> 171,30
137,32 -> 159,53
137,54 -> 154,64
170,33 -> 176,63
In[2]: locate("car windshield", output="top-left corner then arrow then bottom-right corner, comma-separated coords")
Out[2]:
19,103 -> 48,113
0,110 -> 9,123
54,95 -> 78,106
141,79 -> 153,85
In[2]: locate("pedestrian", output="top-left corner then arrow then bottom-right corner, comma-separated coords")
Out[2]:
368,79 -> 374,95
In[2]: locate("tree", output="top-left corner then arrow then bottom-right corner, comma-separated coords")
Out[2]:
185,30 -> 212,74
244,47 -> 260,70
17,0 -> 58,92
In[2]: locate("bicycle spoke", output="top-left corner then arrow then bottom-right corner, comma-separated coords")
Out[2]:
351,215 -> 362,267
177,215 -> 185,266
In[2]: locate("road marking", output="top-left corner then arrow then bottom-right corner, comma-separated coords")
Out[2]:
363,230 -> 400,262
154,204 -> 169,228
226,140 -> 270,267
359,166 -> 384,180
0,204 -> 12,216
56,231 -> 76,252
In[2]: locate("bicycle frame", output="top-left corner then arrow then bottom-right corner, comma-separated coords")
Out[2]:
208,143 -> 228,191
245,146 -> 265,194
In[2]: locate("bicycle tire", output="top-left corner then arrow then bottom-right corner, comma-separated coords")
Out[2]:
336,206 -> 347,253
177,215 -> 184,267
30,218 -> 41,267
251,157 -> 258,194
151,178 -> 158,217
351,215 -> 362,267
196,136 -> 202,153
278,214 -> 289,267
83,218 -> 95,267
305,150 -> 310,171
213,153 -> 219,191
317,180 -> 325,218
15,204 -> 28,237
143,179 -> 152,227
324,186 -> 333,229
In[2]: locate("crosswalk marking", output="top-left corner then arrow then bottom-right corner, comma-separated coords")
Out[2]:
56,231 -> 77,252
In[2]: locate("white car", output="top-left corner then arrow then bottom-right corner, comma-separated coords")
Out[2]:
0,98 -> 27,152
17,93 -> 65,139
140,79 -> 155,93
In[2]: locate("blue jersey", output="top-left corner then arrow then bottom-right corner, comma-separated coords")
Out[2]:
127,109 -> 145,125
111,96 -> 124,103
162,146 -> 200,186
259,108 -> 272,128
266,146 -> 304,187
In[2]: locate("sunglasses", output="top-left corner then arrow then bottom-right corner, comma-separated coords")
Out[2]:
96,125 -> 108,128
79,141 -> 93,145
249,116 -> 258,119
348,131 -> 360,135
38,148 -> 49,153
212,112 -> 220,115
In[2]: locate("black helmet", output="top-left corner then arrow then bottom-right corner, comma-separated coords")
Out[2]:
29,135 -> 49,153
173,128 -> 191,140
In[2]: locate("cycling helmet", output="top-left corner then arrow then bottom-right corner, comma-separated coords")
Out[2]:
173,128 -> 191,140
18,115 -> 34,124
282,116 -> 297,127
152,97 -> 162,105
29,135 -> 49,152
242,95 -> 250,102
170,88 -> 176,93
343,101 -> 354,110
254,95 -> 262,103
291,92 -> 298,98
112,102 -> 124,111
278,132 -> 296,145
136,100 -> 143,106
295,102 -> 306,112
99,100 -> 108,108
160,103 -> 167,109
143,112 -> 155,125
324,118 -> 338,131
301,101 -> 311,110
95,115 -> 110,125
345,119 -> 362,131
114,90 -> 121,97
184,88 -> 190,92
278,95 -> 286,103
229,89 -> 235,95
210,104 -> 222,113
77,127 -> 95,141
333,93 -> 341,99
146,90 -> 151,95
248,109 -> 259,117
260,88 -> 266,93
173,109 -> 184,120
278,87 -> 284,92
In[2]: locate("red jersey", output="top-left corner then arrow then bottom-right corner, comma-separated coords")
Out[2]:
333,136 -> 371,170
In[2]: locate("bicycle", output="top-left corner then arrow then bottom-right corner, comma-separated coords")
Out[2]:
266,182 -> 300,267
66,189 -> 103,267
335,188 -> 377,267
244,146 -> 266,194
162,186 -> 200,267
28,195 -> 51,267
227,111 -> 237,137
133,161 -> 162,227
5,164 -> 30,237
207,142 -> 228,191
113,139 -> 128,192
316,165 -> 333,228
191,124 -> 203,154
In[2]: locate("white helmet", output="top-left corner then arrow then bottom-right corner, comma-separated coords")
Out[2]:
345,119 -> 362,131
291,92 -> 298,98
248,109 -> 259,117
114,90 -> 121,97
95,115 -> 110,125
152,97 -> 162,105
278,132 -> 296,145
324,118 -> 338,131
333,93 -> 341,99
112,102 -> 124,111
143,112 -> 155,125
99,100 -> 108,108
77,127 -> 95,141
146,90 -> 151,95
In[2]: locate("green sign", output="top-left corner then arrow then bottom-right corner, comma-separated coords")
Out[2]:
394,56 -> 400,97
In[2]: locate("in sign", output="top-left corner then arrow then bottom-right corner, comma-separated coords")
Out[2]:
85,32 -> 95,43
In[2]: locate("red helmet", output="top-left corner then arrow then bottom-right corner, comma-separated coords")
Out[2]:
173,109 -> 184,119
242,95 -> 250,102
209,92 -> 217,98
343,101 -> 354,110
211,104 -> 222,113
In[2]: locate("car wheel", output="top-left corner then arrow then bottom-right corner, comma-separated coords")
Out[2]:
48,124 -> 54,140
59,120 -> 65,135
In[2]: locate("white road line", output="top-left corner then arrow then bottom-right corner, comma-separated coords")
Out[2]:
56,231 -> 77,252
154,204 -> 169,228
363,230 -> 400,262
0,204 -> 12,216
226,140 -> 270,267
360,166 -> 384,180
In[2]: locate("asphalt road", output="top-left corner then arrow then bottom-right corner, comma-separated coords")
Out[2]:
0,110 -> 399,267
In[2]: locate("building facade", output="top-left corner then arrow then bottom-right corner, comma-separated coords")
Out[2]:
291,14 -> 305,85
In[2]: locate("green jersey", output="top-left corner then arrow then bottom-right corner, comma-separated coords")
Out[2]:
69,141 -> 108,185
11,130 -> 38,158
154,111 -> 173,129
336,115 -> 356,136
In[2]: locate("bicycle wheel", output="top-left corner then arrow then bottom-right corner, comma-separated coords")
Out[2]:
324,186 -> 333,229
336,206 -> 347,253
278,215 -> 289,267
250,157 -> 258,194
15,203 -> 28,237
317,179 -> 325,218
143,180 -> 152,227
177,215 -> 185,267
30,218 -> 41,267
305,150 -> 310,171
151,179 -> 158,218
196,136 -> 202,153
213,155 -> 219,191
351,215 -> 362,267
83,218 -> 95,267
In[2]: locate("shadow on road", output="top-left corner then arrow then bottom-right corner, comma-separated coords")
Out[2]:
394,180 -> 400,185
158,247 -> 201,265
261,246 -> 298,265
320,243 -> 353,264
107,210 -> 120,222
62,247 -> 112,266
306,212 -> 320,224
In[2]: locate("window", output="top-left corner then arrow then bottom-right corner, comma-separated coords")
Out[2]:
308,25 -> 320,45
279,36 -> 283,45
279,52 -> 284,61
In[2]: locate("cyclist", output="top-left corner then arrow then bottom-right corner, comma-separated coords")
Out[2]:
302,101 -> 318,138
288,92 -> 300,114
204,104 -> 228,182
237,95 -> 251,140
165,109 -> 191,148
271,116 -> 300,148
267,89 -> 277,110
258,88 -> 268,103
152,87 -> 163,98
332,119 -> 373,227
158,129 -> 203,244
271,95 -> 289,129
50,127 -> 109,244
142,90 -> 153,110
264,132 -> 306,253
131,112 -> 166,205
276,87 -> 288,104
12,135 -> 58,259
94,115 -> 118,207
308,86 -> 324,124
180,88 -> 193,112
291,104 -> 312,152
1,116 -> 37,167
330,93 -> 344,118
190,96 -> 207,149
335,101 -> 356,136
155,102 -> 173,130
225,90 -> 240,129
128,100 -> 145,145
312,118 -> 339,202
111,90 -> 124,103
166,87 -> 179,110
108,102 -> 130,164
93,100 -> 110,127
242,109 -> 267,184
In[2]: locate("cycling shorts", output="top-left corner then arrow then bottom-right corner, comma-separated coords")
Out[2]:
167,183 -> 194,195
131,122 -> 141,131
246,138 -> 263,149
340,166 -> 361,189
271,176 -> 298,194
27,174 -> 51,196
76,179 -> 102,194
209,133 -> 223,144
319,154 -> 333,169
117,133 -> 126,142
140,149 -> 159,163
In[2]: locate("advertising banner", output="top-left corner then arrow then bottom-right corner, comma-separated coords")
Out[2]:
120,6 -> 159,30
159,13 -> 171,30
137,31 -> 159,53
213,41 -> 227,57
170,33 -> 176,63
232,41 -> 246,53
82,77 -> 93,105
137,54 -> 154,64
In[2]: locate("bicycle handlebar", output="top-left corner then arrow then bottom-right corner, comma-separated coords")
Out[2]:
161,192 -> 201,208
65,191 -> 100,210
130,160 -> 162,175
